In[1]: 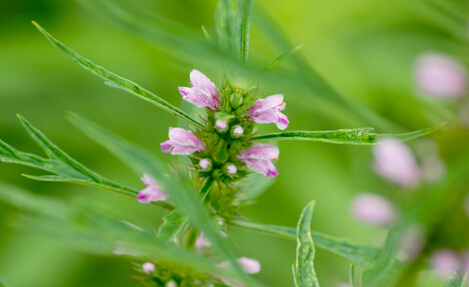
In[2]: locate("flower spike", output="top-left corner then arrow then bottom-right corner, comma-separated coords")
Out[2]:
178,69 -> 220,110
237,144 -> 279,178
161,127 -> 206,155
247,94 -> 289,130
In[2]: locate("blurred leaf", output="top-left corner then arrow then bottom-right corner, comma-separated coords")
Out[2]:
0,182 -> 234,278
445,272 -> 467,287
292,200 -> 320,287
235,0 -> 254,63
67,113 -> 254,284
215,0 -> 236,53
350,264 -> 356,287
361,228 -> 400,287
0,116 -> 168,206
32,21 -> 203,129
157,208 -> 187,242
201,26 -> 213,43
252,124 -> 444,145
232,220 -> 379,267
264,44 -> 305,72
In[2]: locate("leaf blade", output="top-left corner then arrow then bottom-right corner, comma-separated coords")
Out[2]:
293,200 -> 320,287
32,21 -> 203,128
264,44 -> 305,72
235,0 -> 254,62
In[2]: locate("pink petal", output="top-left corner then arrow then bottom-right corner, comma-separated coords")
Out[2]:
351,193 -> 397,226
190,69 -> 217,100
237,257 -> 261,274
142,262 -> 156,274
249,94 -> 284,113
239,144 -> 279,160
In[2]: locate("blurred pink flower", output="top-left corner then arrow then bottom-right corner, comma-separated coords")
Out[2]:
237,144 -> 279,178
137,174 -> 168,203
161,127 -> 206,155
420,155 -> 446,183
195,232 -> 211,250
397,224 -> 427,261
373,137 -> 420,188
430,249 -> 461,278
351,193 -> 397,226
218,257 -> 261,274
178,69 -> 220,110
415,52 -> 467,99
142,262 -> 156,274
247,94 -> 289,130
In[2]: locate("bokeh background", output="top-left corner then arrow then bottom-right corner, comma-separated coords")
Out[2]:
1,0 -> 468,286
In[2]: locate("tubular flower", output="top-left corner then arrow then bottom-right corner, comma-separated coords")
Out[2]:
178,69 -> 220,110
247,94 -> 289,130
237,144 -> 279,178
137,174 -> 169,203
161,127 -> 206,155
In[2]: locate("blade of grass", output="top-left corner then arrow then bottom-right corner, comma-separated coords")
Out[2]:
235,0 -> 254,62
264,44 -> 305,72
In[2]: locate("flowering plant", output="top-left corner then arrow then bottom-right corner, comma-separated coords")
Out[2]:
0,1 -> 468,287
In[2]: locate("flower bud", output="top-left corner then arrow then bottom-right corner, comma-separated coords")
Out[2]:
223,163 -> 237,177
142,262 -> 156,274
215,119 -> 229,133
213,140 -> 230,162
199,158 -> 212,172
230,125 -> 244,138
230,90 -> 244,109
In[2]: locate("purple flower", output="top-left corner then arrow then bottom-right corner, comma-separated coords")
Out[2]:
415,52 -> 467,99
178,69 -> 220,110
430,249 -> 461,278
237,144 -> 279,178
351,193 -> 397,226
137,174 -> 169,203
247,94 -> 289,130
373,137 -> 420,188
161,127 -> 206,155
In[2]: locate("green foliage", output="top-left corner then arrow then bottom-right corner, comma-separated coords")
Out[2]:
350,264 -> 356,287
445,273 -> 467,287
264,44 -> 305,72
251,124 -> 444,145
232,220 -> 379,267
32,21 -> 203,129
293,201 -> 320,287
235,0 -> 254,63
0,116 -> 173,206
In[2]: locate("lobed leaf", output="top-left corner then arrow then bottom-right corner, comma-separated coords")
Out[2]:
67,113 -> 254,284
293,200 -> 320,287
32,21 -> 203,128
252,124 -> 444,145
264,44 -> 305,72
445,272 -> 467,287
0,116 -> 169,207
232,220 -> 380,267
235,0 -> 254,62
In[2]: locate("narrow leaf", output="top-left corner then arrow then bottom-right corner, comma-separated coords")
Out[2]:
252,124 -> 444,145
201,26 -> 213,43
235,0 -> 254,62
232,220 -> 379,267
215,0 -> 236,53
293,200 -> 320,287
67,113 -> 251,283
445,272 -> 467,287
157,208 -> 187,242
349,264 -> 356,287
264,44 -> 305,72
32,21 -> 203,128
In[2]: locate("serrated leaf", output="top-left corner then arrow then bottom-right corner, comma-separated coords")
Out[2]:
252,124 -> 444,145
0,182 -> 237,278
0,116 -> 168,207
235,0 -> 254,62
445,272 -> 467,287
264,44 -> 305,72
232,220 -> 379,267
67,113 -> 252,284
32,21 -> 203,128
293,200 -> 320,287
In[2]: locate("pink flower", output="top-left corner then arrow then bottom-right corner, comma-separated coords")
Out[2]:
430,249 -> 461,278
142,262 -> 156,274
415,52 -> 467,99
237,144 -> 279,178
195,232 -> 211,250
373,137 -> 420,188
161,127 -> 206,155
247,94 -> 289,130
137,174 -> 169,203
217,257 -> 261,274
227,164 -> 237,175
178,69 -> 220,110
351,193 -> 397,226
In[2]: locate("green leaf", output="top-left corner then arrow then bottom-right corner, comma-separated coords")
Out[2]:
32,21 -> 203,129
157,208 -> 188,242
350,264 -> 356,287
0,116 -> 171,207
252,124 -> 444,145
264,44 -> 305,72
293,200 -> 320,287
445,272 -> 467,287
232,220 -> 380,267
67,113 -> 253,284
215,0 -> 236,53
235,0 -> 254,62
0,182 -> 235,278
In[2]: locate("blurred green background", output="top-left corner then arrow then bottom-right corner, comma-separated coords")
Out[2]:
1,0 -> 468,286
